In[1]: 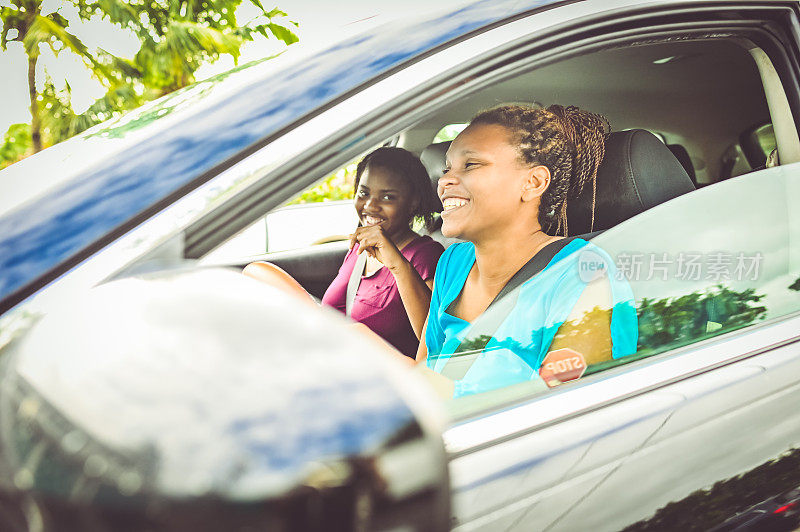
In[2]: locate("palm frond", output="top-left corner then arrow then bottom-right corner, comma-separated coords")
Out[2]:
97,46 -> 142,79
265,21 -> 297,44
93,0 -> 140,29
24,13 -> 88,58
0,6 -> 26,49
26,13 -> 122,85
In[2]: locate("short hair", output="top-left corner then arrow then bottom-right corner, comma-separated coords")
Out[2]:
354,147 -> 441,232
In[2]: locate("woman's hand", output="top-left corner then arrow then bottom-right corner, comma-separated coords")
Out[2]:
349,225 -> 406,271
350,226 -> 433,341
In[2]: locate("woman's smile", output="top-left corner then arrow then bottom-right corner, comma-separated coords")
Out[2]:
361,214 -> 386,226
440,196 -> 470,217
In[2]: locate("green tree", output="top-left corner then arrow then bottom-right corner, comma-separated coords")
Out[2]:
1,1 -> 297,165
79,0 -> 298,96
636,284 -> 767,353
0,0 -> 117,153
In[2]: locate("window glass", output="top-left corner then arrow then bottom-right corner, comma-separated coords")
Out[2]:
433,123 -> 469,143
202,159 -> 360,263
754,123 -> 776,158
740,123 -> 777,169
438,164 -> 800,417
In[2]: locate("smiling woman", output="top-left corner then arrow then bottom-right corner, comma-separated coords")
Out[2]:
315,147 -> 444,356
419,104 -> 638,397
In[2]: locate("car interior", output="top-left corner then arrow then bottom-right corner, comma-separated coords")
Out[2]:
168,21 -> 800,413
211,37 -> 780,302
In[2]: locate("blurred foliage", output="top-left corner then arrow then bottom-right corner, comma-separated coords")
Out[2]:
1,0 -> 119,153
0,123 -> 31,169
0,0 -> 298,165
75,0 -> 298,93
83,53 -> 277,140
585,284 -> 768,376
636,284 -> 767,351
287,158 -> 357,205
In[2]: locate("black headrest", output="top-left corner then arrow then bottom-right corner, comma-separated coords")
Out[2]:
667,143 -> 697,185
420,141 -> 450,191
566,129 -> 695,235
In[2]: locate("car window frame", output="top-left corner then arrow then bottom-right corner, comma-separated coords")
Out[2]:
9,0 -> 790,316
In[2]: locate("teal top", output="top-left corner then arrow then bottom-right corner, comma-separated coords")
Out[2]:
425,239 -> 638,398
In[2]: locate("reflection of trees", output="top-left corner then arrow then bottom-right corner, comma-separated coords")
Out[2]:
790,276 -> 800,291
447,285 -> 767,377
637,285 -> 766,353
456,335 -> 492,353
550,307 -> 613,365
624,448 -> 800,531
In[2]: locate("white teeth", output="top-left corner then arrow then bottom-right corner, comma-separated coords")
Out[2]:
442,198 -> 468,210
363,215 -> 383,226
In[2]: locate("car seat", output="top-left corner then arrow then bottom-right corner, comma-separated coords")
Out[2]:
566,129 -> 695,235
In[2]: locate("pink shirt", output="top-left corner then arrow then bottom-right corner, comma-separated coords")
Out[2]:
321,235 -> 444,356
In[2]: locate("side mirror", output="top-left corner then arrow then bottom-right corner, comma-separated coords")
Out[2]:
0,269 -> 450,531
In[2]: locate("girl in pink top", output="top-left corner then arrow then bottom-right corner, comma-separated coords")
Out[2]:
321,147 -> 444,356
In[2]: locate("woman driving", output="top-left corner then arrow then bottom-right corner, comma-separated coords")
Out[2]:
418,105 -> 638,398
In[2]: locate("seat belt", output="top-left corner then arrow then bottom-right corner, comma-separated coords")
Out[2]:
440,237 -> 577,380
345,250 -> 368,318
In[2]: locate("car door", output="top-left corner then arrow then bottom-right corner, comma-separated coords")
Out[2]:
441,156 -> 800,531
365,2 -> 800,529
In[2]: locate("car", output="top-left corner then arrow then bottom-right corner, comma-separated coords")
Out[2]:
0,0 -> 799,530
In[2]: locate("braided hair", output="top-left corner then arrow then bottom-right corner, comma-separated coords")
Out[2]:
470,104 -> 609,235
354,147 -> 441,232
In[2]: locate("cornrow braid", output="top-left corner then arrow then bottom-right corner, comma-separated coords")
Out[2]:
470,104 -> 609,235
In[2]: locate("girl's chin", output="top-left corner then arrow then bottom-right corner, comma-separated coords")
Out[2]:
440,221 -> 464,239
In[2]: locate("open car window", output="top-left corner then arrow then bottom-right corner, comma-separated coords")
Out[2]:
443,163 -> 800,418
201,158 -> 362,263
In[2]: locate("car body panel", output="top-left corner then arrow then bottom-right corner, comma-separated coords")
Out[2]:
447,333 -> 800,531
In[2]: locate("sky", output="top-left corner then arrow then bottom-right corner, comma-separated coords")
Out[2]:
0,0 -> 473,135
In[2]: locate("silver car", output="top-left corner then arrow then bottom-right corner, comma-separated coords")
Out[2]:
0,0 -> 799,530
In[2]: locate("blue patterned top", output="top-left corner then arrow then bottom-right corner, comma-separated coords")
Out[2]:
425,239 -> 638,398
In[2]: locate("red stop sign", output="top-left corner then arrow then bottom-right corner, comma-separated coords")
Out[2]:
539,348 -> 587,388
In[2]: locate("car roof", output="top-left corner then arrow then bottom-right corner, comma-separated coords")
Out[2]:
0,0 -> 563,313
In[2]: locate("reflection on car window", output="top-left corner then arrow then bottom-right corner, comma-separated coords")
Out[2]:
445,164 -> 800,416
427,239 -> 637,399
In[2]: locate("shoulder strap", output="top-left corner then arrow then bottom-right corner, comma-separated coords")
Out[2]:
491,237 -> 577,307
440,237 -> 577,380
345,250 -> 368,318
